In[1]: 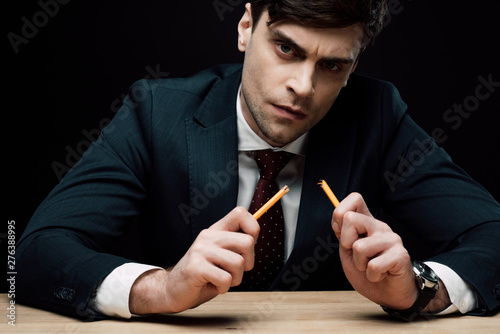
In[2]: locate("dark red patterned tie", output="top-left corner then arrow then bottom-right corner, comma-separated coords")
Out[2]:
239,150 -> 294,291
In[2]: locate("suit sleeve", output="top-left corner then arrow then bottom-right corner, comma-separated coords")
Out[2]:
16,79 -> 155,320
378,84 -> 500,315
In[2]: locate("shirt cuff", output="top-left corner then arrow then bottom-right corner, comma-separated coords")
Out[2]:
425,261 -> 478,315
93,263 -> 163,318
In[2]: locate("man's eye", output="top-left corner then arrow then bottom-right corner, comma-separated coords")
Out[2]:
279,44 -> 293,54
324,61 -> 340,71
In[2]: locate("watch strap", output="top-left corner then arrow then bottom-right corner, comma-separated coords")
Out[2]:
382,286 -> 436,321
382,261 -> 439,321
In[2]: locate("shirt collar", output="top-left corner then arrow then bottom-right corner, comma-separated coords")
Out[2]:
236,84 -> 308,156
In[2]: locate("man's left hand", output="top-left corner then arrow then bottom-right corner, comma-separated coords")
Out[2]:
331,192 -> 450,312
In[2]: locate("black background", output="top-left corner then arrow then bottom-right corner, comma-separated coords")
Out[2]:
3,1 -> 500,292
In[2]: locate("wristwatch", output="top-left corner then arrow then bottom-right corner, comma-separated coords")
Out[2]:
382,260 -> 439,321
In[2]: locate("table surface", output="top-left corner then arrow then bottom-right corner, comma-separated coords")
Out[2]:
2,291 -> 499,333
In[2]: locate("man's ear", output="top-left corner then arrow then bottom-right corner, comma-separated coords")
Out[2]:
237,3 -> 253,52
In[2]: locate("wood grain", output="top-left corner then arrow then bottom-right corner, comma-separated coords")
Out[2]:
2,291 -> 499,333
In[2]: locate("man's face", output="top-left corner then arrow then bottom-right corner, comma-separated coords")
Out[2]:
238,4 -> 364,147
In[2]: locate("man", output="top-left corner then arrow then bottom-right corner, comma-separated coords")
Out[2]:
16,0 -> 500,321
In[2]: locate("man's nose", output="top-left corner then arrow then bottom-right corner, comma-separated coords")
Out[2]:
286,63 -> 316,98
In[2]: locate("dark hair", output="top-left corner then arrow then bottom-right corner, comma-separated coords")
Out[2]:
250,0 -> 388,47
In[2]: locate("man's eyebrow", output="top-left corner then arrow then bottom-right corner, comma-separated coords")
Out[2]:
269,28 -> 355,65
270,28 -> 307,57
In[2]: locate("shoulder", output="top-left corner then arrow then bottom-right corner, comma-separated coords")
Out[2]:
332,73 -> 408,127
315,73 -> 412,156
130,63 -> 243,101
116,63 -> 242,129
114,64 -> 242,147
339,73 -> 406,111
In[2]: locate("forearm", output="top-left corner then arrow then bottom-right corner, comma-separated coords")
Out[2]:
422,279 -> 451,313
128,268 -> 171,315
93,263 -> 164,318
16,231 -> 129,320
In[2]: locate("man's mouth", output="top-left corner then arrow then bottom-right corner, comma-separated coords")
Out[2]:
272,104 -> 307,121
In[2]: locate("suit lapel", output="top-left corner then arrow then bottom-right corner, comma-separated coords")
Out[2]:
185,69 -> 242,237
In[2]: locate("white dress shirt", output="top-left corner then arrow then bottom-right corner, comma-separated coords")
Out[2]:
93,85 -> 477,318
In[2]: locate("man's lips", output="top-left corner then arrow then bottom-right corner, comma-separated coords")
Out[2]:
272,104 -> 307,120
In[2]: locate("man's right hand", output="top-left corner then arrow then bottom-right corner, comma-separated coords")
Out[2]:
129,206 -> 259,315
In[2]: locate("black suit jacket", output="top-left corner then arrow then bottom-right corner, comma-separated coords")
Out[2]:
16,64 -> 500,319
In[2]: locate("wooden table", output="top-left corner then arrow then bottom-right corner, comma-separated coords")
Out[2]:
2,292 -> 499,333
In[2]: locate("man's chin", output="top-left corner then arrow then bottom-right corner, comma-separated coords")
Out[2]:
261,129 -> 303,148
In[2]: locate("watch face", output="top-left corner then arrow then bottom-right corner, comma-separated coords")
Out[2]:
413,261 -> 439,288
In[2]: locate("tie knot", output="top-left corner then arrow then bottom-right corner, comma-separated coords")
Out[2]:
251,150 -> 294,181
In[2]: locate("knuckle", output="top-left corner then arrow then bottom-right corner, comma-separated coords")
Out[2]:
218,270 -> 233,288
220,272 -> 233,287
392,251 -> 411,270
395,243 -> 410,257
234,255 -> 246,269
340,236 -> 352,250
385,231 -> 402,245
380,222 -> 392,233
366,260 -> 380,274
350,192 -> 364,204
372,222 -> 393,237
190,241 -> 203,254
401,250 -> 411,262
393,233 -> 403,244
197,229 -> 212,240
184,257 -> 202,274
333,209 -> 343,222
352,240 -> 364,253
343,211 -> 355,223
190,237 -> 211,254
241,234 -> 255,249
233,206 -> 249,217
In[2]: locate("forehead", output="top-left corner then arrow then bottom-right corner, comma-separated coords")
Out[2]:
256,12 -> 365,60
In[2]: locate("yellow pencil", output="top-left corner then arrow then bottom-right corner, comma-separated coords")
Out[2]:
317,179 -> 340,207
253,185 -> 290,220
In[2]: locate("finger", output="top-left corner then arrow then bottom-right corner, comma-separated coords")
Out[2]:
340,211 -> 394,247
210,206 -> 260,241
351,239 -> 377,272
204,247 -> 248,288
364,245 -> 411,283
195,229 -> 255,271
332,192 -> 372,235
351,231 -> 403,272
339,211 -> 372,249
214,232 -> 256,272
197,260 -> 234,294
185,249 -> 242,294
